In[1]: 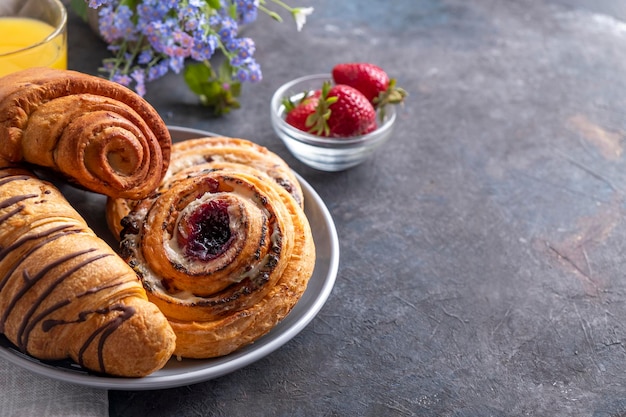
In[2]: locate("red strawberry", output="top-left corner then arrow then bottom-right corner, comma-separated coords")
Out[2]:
284,82 -> 377,138
332,62 -> 388,102
305,82 -> 377,138
332,62 -> 406,114
283,90 -> 321,132
326,84 -> 377,137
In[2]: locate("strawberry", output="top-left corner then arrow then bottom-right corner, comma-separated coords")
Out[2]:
284,82 -> 377,138
283,91 -> 320,132
325,84 -> 377,137
303,82 -> 376,137
331,62 -> 406,115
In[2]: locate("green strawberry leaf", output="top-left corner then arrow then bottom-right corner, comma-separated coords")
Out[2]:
374,78 -> 407,121
307,81 -> 337,136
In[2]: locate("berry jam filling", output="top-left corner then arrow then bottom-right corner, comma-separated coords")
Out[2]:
177,200 -> 233,262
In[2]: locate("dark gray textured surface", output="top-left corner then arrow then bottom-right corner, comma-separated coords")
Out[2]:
65,0 -> 626,415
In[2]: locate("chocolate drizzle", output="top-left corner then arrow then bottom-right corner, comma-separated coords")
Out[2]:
0,170 -> 138,374
83,304 -> 136,372
43,303 -> 136,373
0,225 -> 80,298
0,175 -> 31,187
0,175 -> 40,224
15,250 -> 110,349
3,249 -> 87,335
0,194 -> 37,224
0,193 -> 37,210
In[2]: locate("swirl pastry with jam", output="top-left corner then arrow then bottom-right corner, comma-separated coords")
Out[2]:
0,167 -> 176,376
114,138 -> 315,358
0,68 -> 171,199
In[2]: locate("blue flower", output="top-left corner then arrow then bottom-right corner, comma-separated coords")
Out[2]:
88,0 -> 110,8
246,62 -> 262,82
137,49 -> 153,65
218,17 -> 238,42
131,69 -> 147,96
111,71 -> 132,87
98,4 -> 137,43
236,0 -> 259,24
169,56 -> 185,74
85,0 -> 312,103
147,61 -> 169,81
236,68 -> 248,82
190,35 -> 217,61
237,38 -> 255,60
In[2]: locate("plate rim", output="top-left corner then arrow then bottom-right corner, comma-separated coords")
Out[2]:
0,126 -> 339,390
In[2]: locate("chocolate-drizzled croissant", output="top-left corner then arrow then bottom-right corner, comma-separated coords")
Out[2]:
0,167 -> 176,377
0,68 -> 171,200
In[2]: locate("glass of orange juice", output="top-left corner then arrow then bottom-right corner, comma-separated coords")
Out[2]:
0,0 -> 67,77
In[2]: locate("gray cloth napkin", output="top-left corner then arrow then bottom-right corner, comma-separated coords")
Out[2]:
0,356 -> 108,417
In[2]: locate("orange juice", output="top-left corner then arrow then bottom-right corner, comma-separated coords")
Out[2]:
0,17 -> 67,77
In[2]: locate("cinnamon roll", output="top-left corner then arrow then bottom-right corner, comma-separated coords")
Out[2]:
117,143 -> 315,358
0,67 -> 171,199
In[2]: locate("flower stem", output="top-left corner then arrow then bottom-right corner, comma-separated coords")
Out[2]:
266,0 -> 295,13
123,34 -> 145,73
258,4 -> 283,22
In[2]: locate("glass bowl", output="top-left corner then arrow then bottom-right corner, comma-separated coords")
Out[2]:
271,73 -> 396,172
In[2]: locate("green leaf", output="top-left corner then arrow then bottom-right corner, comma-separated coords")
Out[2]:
198,81 -> 225,104
183,62 -> 242,116
206,0 -> 222,10
70,0 -> 88,20
184,63 -> 214,95
229,82 -> 242,97
217,58 -> 234,81
227,2 -> 238,20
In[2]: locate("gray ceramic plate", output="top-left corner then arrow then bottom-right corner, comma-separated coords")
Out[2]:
0,126 -> 339,390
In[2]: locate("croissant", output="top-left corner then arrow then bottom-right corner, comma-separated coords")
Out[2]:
106,137 -> 304,238
0,166 -> 176,376
0,67 -> 171,200
114,138 -> 315,358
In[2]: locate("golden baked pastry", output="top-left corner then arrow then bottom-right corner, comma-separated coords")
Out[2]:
0,167 -> 176,377
0,67 -> 171,200
106,136 -> 303,238
114,138 -> 315,358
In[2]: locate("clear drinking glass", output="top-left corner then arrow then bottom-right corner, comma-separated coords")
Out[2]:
0,0 -> 67,77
